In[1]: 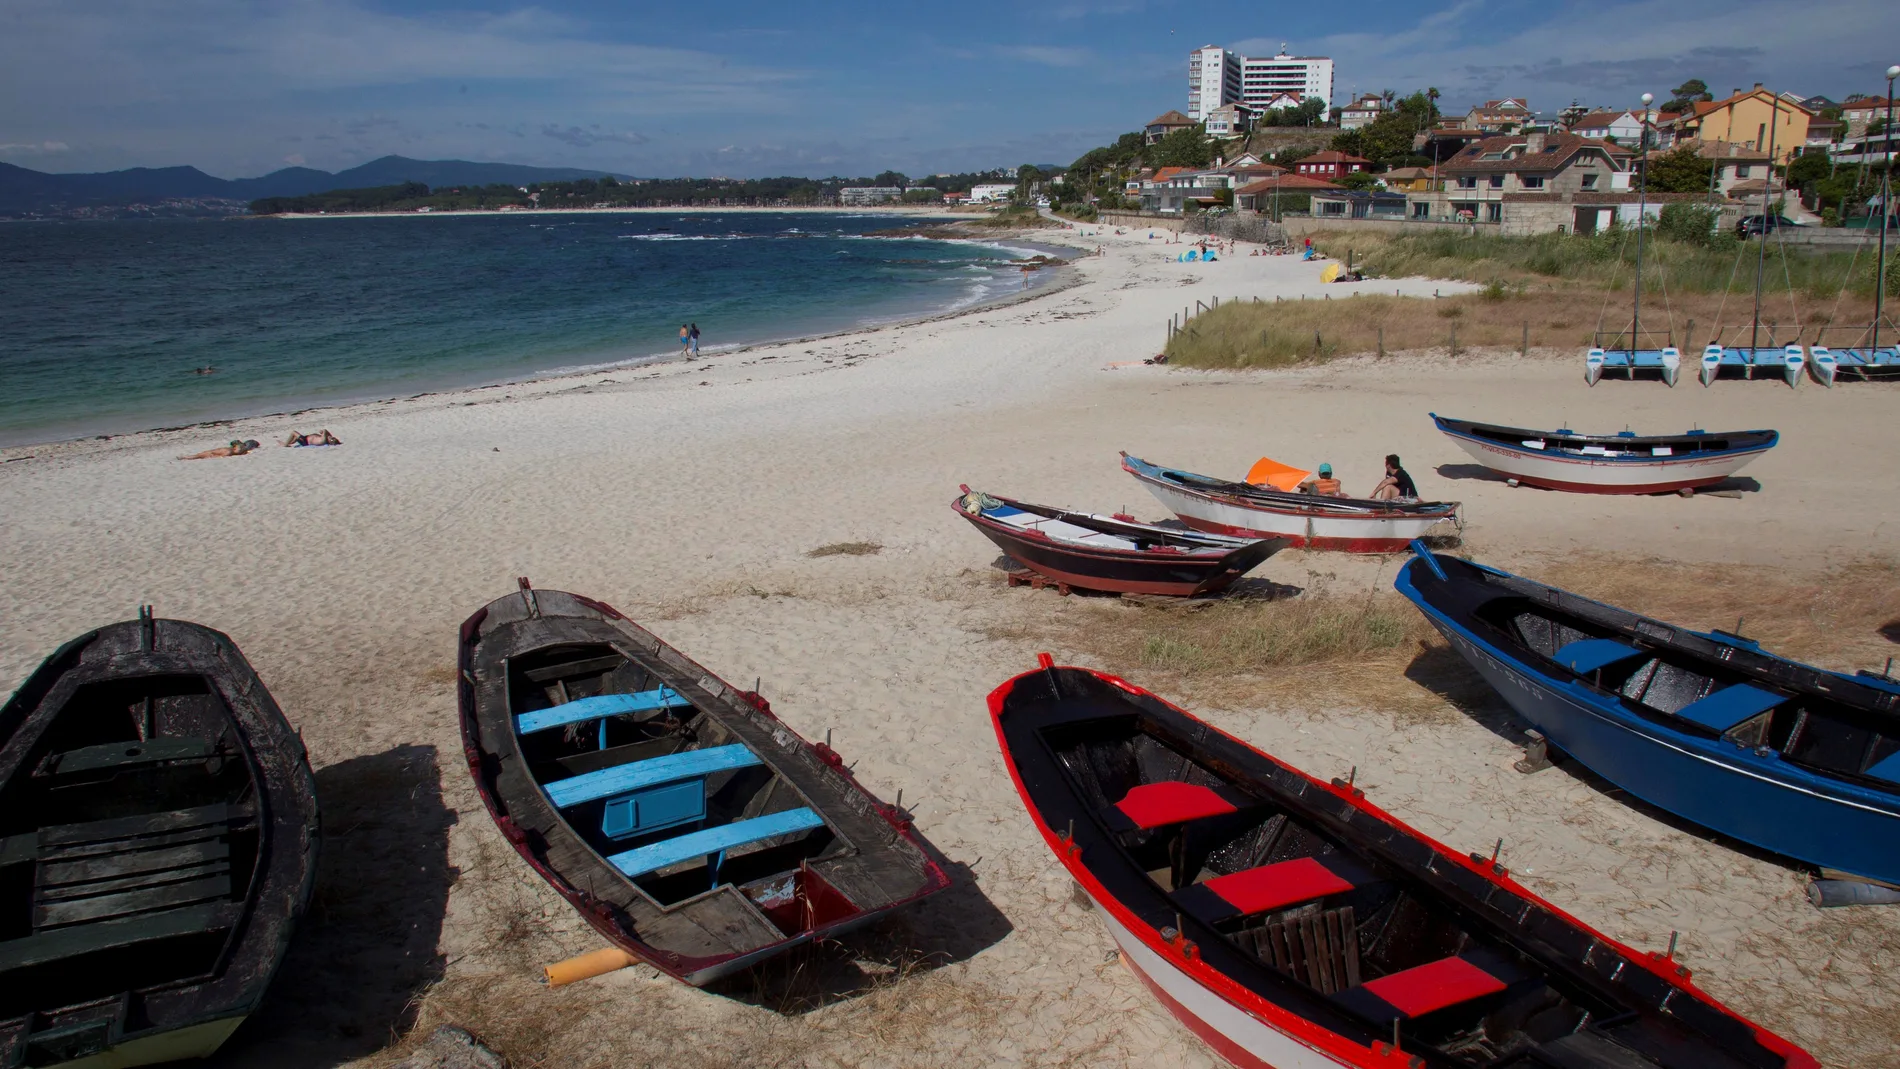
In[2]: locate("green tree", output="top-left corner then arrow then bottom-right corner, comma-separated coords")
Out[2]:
1644,145 -> 1714,193
873,170 -> 908,188
1338,171 -> 1380,191
1786,148 -> 1831,187
1150,124 -> 1213,168
1665,79 -> 1714,114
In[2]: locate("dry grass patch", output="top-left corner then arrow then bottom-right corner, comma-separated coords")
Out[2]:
807,541 -> 883,557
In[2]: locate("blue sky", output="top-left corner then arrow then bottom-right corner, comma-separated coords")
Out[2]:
2,0 -> 1896,179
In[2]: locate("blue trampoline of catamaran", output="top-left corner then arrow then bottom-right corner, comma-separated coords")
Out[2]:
1698,342 -> 1805,386
1808,344 -> 1900,385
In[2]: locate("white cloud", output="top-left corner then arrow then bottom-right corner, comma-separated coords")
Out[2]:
994,45 -> 1096,69
0,140 -> 70,155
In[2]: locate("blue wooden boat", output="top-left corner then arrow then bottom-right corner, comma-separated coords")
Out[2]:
1394,544 -> 1900,886
1698,343 -> 1804,386
1808,344 -> 1900,385
1583,345 -> 1679,386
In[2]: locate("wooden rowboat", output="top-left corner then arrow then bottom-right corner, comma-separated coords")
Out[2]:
459,581 -> 950,986
1431,414 -> 1777,495
990,656 -> 1818,1069
0,610 -> 319,1068
955,488 -> 1287,597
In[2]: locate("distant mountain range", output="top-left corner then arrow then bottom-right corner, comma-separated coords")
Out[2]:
0,156 -> 630,217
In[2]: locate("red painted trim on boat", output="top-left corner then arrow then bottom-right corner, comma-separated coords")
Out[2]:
1506,472 -> 1731,494
1118,949 -> 1281,1069
988,663 -> 1820,1069
1001,556 -> 1230,596
1172,516 -> 1415,554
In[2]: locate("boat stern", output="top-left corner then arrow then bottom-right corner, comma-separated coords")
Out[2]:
1699,344 -> 1722,386
1660,346 -> 1680,387
1809,346 -> 1836,387
1584,347 -> 1605,386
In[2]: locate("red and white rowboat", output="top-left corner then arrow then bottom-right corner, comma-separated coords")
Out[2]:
989,657 -> 1818,1069
1432,414 -> 1778,495
1121,453 -> 1458,553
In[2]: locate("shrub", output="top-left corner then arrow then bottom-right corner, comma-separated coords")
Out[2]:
1656,203 -> 1719,247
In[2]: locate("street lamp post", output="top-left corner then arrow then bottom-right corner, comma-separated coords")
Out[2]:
1876,64 -> 1898,355
1634,93 -> 1653,350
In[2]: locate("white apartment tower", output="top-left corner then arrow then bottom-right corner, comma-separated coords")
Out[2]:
1188,43 -> 1334,120
1188,46 -> 1242,121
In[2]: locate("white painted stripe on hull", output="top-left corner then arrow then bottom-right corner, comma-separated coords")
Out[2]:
1443,438 -> 1766,488
1138,481 -> 1448,543
1098,907 -> 1352,1069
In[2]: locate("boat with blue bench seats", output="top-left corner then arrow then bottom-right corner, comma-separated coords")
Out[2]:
1698,343 -> 1804,386
990,656 -> 1816,1069
1395,544 -> 1900,888
459,581 -> 950,986
1431,414 -> 1777,495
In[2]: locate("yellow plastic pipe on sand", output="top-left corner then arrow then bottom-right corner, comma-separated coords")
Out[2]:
543,947 -> 636,987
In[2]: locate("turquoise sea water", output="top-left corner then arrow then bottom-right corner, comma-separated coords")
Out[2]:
0,212 -> 1052,446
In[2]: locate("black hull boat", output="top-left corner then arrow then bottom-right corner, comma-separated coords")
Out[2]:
990,657 -> 1816,1069
0,610 -> 319,1068
956,488 -> 1287,597
459,581 -> 951,986
1431,415 -> 1777,495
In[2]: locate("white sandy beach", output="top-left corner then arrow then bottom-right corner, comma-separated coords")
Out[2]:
2,222 -> 1897,1068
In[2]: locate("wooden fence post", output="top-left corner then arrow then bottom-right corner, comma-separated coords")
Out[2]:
1450,324 -> 1457,357
1686,319 -> 1695,348
1378,326 -> 1384,359
1522,320 -> 1529,358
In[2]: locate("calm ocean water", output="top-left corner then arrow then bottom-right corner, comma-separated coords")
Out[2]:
0,212 -> 1051,446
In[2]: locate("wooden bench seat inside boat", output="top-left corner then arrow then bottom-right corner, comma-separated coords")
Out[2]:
1172,855 -> 1372,923
1332,949 -> 1528,1025
1671,683 -> 1787,734
605,808 -> 825,879
544,743 -> 762,841
1552,637 -> 1645,675
516,688 -> 691,735
1108,782 -> 1248,830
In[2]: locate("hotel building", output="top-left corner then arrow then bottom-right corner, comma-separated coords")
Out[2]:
1187,45 -> 1334,120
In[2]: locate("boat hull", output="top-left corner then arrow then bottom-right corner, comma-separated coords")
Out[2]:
961,514 -> 1280,596
1438,435 -> 1770,494
1398,566 -> 1900,885
1701,345 -> 1804,387
1584,347 -> 1679,387
1126,473 -> 1450,553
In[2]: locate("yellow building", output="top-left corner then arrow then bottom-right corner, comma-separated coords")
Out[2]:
1668,85 -> 1812,163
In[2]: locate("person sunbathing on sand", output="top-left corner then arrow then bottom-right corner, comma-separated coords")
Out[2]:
282,430 -> 341,447
180,439 -> 259,460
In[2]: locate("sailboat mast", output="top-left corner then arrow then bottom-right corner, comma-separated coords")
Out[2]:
1876,66 -> 1898,355
1750,97 -> 1780,354
1633,94 -> 1652,350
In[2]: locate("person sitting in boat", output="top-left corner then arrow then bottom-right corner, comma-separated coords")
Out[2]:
282,429 -> 341,447
1298,463 -> 1346,497
180,439 -> 259,460
1370,454 -> 1417,500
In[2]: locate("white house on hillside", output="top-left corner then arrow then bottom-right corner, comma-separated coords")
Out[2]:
1570,109 -> 1646,143
968,184 -> 1016,204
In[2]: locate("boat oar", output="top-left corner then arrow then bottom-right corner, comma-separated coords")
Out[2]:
543,946 -> 636,986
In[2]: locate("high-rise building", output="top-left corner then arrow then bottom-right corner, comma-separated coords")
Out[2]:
1187,44 -> 1333,121
1188,46 -> 1242,121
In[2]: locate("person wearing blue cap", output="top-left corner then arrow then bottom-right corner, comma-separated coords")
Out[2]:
1299,463 -> 1345,497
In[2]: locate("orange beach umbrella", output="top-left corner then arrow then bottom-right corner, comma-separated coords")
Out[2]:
1244,457 -> 1310,491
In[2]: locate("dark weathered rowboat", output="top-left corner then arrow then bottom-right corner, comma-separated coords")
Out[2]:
991,656 -> 1818,1069
0,609 -> 319,1068
459,581 -> 951,986
956,488 -> 1287,597
1395,543 -> 1900,887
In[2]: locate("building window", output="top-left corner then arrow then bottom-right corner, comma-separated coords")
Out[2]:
1487,203 -> 1503,223
1489,174 -> 1504,189
1413,202 -> 1430,218
1322,201 -> 1345,215
1457,177 -> 1476,188
1522,176 -> 1545,189
1581,173 -> 1598,189
1735,164 -> 1751,178
1756,123 -> 1766,149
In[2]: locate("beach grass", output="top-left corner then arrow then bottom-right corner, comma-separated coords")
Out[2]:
807,541 -> 883,557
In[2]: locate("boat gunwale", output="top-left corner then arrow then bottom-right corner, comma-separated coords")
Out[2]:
1430,414 -> 1779,462
1119,454 -> 1460,520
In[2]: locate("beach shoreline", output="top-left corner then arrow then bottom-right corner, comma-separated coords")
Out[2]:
3,221 -> 1895,1069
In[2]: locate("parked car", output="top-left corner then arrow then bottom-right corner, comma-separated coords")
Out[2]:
1736,214 -> 1802,237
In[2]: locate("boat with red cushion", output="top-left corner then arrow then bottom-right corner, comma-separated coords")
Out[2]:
989,657 -> 1817,1069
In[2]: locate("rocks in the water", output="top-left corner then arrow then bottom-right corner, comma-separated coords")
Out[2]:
391,1026 -> 507,1069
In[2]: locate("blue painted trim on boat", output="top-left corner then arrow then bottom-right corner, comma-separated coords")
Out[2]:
1429,415 -> 1778,464
1554,638 -> 1644,675
1673,683 -> 1787,734
516,688 -> 690,735
544,744 -> 760,808
1866,751 -> 1900,784
1394,558 -> 1900,884
606,807 -> 825,877
1407,539 -> 1446,581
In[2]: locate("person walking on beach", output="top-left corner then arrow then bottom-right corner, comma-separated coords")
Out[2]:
679,324 -> 690,354
689,323 -> 700,355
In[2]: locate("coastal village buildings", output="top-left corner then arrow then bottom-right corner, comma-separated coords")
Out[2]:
1841,97 -> 1893,138
1465,99 -> 1533,132
1186,45 -> 1334,120
1203,103 -> 1255,138
1338,95 -> 1385,130
1145,110 -> 1196,144
1292,151 -> 1369,180
1665,85 -> 1812,162
968,183 -> 1016,204
1415,131 -> 1634,233
837,186 -> 904,205
1569,110 -> 1645,143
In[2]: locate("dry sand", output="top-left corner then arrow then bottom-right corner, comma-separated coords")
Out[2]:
2,221 -> 1897,1068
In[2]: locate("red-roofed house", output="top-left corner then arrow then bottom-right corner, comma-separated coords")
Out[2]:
1234,174 -> 1342,212
1842,97 -> 1894,139
1568,110 -> 1645,142
1413,130 -> 1634,232
1465,98 -> 1532,132
1292,150 -> 1369,179
1145,110 -> 1197,145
